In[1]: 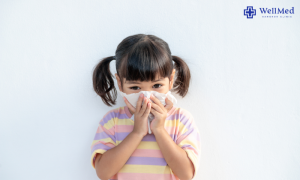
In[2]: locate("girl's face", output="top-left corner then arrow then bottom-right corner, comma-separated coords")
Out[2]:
115,69 -> 176,95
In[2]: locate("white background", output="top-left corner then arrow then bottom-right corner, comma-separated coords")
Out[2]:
0,0 -> 299,180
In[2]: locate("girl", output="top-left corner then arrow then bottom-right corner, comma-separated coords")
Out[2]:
90,34 -> 201,180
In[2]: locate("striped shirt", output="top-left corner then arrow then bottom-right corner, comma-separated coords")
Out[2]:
90,105 -> 201,180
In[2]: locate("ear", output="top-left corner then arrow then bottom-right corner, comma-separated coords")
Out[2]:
169,69 -> 176,90
115,73 -> 123,92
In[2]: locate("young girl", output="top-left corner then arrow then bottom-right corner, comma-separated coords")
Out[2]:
90,34 -> 201,180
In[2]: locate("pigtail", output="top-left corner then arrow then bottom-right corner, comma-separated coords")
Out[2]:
92,56 -> 116,107
171,55 -> 191,97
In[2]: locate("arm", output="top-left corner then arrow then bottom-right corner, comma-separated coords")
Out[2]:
152,128 -> 194,180
94,132 -> 144,180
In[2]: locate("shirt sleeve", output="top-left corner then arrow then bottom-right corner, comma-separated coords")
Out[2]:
90,111 -> 117,169
175,109 -> 201,180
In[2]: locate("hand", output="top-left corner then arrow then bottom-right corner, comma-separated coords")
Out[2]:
123,93 -> 151,137
149,94 -> 174,133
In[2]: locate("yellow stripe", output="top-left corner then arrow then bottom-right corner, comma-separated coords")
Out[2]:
102,118 -> 116,130
117,118 -> 134,125
90,149 -> 106,169
164,117 -> 191,135
119,164 -> 172,174
185,149 -> 198,179
114,140 -> 161,150
164,118 -> 179,127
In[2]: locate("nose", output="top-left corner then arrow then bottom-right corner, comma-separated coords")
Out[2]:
142,89 -> 152,92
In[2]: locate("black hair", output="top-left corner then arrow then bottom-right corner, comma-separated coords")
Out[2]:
92,34 -> 191,106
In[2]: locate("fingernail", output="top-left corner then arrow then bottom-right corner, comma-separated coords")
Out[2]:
123,97 -> 126,100
140,93 -> 143,97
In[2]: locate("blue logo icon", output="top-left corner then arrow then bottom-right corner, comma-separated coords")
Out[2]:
244,6 -> 256,18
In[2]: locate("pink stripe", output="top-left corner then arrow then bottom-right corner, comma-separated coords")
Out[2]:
117,172 -> 179,180
184,146 -> 199,156
112,124 -> 194,136
90,140 -> 115,150
104,126 -> 115,135
131,149 -> 164,158
164,126 -> 178,134
124,106 -> 133,118
117,125 -> 134,132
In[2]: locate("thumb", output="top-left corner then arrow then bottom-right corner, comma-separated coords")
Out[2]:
164,97 -> 173,111
124,97 -> 136,114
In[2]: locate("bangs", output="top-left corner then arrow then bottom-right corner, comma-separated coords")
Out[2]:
118,41 -> 173,83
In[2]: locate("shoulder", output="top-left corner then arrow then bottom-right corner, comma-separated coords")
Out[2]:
100,106 -> 125,124
173,107 -> 195,125
174,108 -> 200,137
173,107 -> 194,119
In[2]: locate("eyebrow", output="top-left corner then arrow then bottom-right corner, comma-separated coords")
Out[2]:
125,77 -> 165,84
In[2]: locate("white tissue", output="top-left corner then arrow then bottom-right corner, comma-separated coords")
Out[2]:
119,90 -> 177,134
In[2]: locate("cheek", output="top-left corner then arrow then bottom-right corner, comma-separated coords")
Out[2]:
162,85 -> 170,92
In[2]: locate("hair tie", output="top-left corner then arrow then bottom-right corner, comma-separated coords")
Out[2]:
113,56 -> 116,59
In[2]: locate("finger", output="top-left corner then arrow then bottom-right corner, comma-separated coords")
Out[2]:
150,102 -> 163,114
150,94 -> 165,110
124,97 -> 136,114
136,93 -> 144,113
150,107 -> 159,116
142,101 -> 151,117
164,97 -> 174,112
139,97 -> 148,116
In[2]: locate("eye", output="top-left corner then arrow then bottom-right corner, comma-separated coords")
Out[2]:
129,86 -> 140,90
153,84 -> 162,88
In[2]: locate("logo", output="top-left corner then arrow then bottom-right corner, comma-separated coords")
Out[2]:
259,7 -> 294,14
244,6 -> 256,19
244,6 -> 295,19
